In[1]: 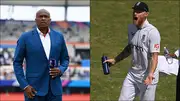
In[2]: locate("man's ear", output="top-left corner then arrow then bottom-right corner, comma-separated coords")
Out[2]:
144,12 -> 149,17
49,18 -> 51,24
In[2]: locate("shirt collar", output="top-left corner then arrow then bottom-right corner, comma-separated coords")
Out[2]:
36,27 -> 50,36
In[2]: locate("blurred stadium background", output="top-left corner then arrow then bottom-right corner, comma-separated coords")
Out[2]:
91,1 -> 179,101
0,0 -> 90,101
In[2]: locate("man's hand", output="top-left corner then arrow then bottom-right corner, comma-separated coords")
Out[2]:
103,59 -> 116,67
24,85 -> 37,99
144,73 -> 155,85
49,68 -> 61,79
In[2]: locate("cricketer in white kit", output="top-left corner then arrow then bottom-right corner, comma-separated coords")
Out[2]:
104,2 -> 161,101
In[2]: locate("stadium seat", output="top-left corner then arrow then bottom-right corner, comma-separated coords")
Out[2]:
81,59 -> 90,67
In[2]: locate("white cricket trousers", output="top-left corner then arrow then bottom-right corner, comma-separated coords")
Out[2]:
118,73 -> 157,101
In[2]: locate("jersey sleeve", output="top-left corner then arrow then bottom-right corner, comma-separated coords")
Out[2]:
174,49 -> 180,57
149,28 -> 161,53
128,24 -> 138,44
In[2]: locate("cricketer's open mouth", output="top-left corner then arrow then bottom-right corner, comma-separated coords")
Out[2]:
134,17 -> 138,20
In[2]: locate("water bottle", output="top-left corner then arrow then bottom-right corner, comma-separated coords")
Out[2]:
164,47 -> 169,56
164,47 -> 173,64
101,55 -> 110,75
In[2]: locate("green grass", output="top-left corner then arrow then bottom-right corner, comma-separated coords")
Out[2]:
90,1 -> 179,101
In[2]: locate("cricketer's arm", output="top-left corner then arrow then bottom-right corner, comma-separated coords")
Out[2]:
114,44 -> 132,64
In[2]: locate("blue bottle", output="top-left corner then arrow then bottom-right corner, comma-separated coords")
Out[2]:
101,55 -> 110,75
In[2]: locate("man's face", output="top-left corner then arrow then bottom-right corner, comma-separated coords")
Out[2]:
133,9 -> 148,26
35,11 -> 51,28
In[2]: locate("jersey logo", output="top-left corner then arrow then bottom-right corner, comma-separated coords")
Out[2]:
141,35 -> 146,42
130,44 -> 144,52
154,44 -> 160,50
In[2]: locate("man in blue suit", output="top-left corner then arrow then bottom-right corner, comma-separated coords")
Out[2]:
13,9 -> 69,101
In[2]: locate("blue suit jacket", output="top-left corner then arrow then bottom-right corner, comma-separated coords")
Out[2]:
13,28 -> 69,96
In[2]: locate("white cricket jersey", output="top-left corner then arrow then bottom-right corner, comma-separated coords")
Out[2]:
128,19 -> 161,84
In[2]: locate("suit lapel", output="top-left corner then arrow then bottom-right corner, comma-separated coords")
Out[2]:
49,29 -> 55,60
32,28 -> 48,60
